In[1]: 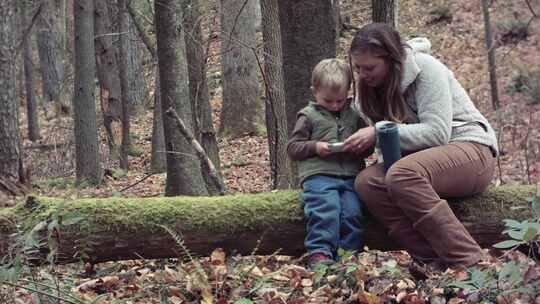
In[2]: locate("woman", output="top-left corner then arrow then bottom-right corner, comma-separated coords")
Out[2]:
343,23 -> 498,270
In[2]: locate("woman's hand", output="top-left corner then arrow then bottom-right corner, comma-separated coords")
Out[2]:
343,126 -> 376,154
315,142 -> 332,157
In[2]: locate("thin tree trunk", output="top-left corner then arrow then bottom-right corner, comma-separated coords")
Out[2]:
333,0 -> 342,41
155,0 -> 208,196
0,0 -> 23,182
36,0 -> 65,110
182,0 -> 222,195
481,0 -> 500,110
372,0 -> 399,29
219,0 -> 262,137
73,0 -> 101,186
126,13 -> 148,108
118,0 -> 130,170
260,0 -> 291,189
22,0 -> 40,141
126,3 -> 165,174
150,68 -> 167,173
94,0 -> 122,154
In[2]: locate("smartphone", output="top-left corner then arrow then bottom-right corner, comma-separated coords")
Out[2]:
328,142 -> 345,153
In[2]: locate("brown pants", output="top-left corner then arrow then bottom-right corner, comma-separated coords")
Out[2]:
355,141 -> 496,267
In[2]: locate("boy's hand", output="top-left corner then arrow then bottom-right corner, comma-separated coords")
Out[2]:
316,142 -> 332,157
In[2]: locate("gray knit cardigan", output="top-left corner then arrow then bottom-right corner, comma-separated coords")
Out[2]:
358,38 -> 499,156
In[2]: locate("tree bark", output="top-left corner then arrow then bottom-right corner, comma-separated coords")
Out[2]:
260,0 -> 292,189
372,0 -> 399,29
0,0 -> 23,183
278,0 -> 336,137
182,0 -> 222,195
118,0 -> 131,170
36,0 -> 65,109
125,2 -> 165,174
1,186 -> 535,264
126,12 -> 148,108
218,0 -> 262,137
155,0 -> 208,196
278,0 -> 336,186
481,0 -> 500,111
21,0 -> 41,141
73,0 -> 101,186
333,0 -> 342,42
94,0 -> 122,153
150,67 -> 167,173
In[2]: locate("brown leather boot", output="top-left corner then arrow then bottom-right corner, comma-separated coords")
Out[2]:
413,201 -> 482,267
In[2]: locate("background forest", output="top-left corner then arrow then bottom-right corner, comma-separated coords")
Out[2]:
0,0 -> 539,303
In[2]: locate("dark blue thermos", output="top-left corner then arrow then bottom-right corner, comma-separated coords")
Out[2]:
376,121 -> 401,173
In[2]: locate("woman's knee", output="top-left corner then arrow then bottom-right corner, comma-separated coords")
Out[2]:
354,164 -> 386,203
385,160 -> 426,198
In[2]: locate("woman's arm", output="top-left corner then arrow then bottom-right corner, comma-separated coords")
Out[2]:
397,54 -> 453,151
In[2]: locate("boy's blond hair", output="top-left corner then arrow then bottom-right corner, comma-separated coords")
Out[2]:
311,58 -> 351,93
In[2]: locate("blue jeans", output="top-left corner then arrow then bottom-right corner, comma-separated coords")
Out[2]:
301,175 -> 365,259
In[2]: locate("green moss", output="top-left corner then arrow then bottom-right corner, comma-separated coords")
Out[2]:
0,186 -> 534,240
448,185 -> 535,220
1,191 -> 303,237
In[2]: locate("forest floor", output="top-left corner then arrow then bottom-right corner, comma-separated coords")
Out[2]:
5,0 -> 540,303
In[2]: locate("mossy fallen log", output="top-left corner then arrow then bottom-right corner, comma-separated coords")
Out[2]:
0,185 -> 535,264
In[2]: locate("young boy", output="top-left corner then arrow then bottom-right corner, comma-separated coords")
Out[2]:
287,58 -> 370,267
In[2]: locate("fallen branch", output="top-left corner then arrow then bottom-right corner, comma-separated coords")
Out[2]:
165,107 -> 225,195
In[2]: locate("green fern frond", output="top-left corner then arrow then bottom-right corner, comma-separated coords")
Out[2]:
159,225 -> 196,264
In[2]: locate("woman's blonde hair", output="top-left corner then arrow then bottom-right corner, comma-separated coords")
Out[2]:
311,58 -> 352,93
349,23 -> 408,123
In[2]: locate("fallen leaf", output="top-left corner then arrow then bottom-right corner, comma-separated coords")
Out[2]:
448,298 -> 465,304
301,278 -> 313,287
396,291 -> 407,302
357,291 -> 383,304
210,248 -> 226,265
524,265 -> 540,284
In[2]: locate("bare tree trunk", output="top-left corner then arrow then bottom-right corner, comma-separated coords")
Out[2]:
73,0 -> 101,186
219,0 -> 262,137
333,0 -> 342,41
155,0 -> 208,196
22,0 -> 40,141
278,1 -> 336,136
118,0 -> 130,170
36,0 -> 66,111
182,0 -> 222,195
481,0 -> 500,110
94,0 -> 122,154
126,3 -> 165,174
260,0 -> 291,189
65,0 -> 74,59
0,0 -> 23,183
150,68 -> 167,173
278,1 -> 336,186
372,0 -> 399,29
126,13 -> 148,108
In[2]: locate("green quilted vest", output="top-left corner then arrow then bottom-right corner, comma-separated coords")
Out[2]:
297,101 -> 366,184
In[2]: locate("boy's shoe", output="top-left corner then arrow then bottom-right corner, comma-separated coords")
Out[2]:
308,253 -> 334,269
